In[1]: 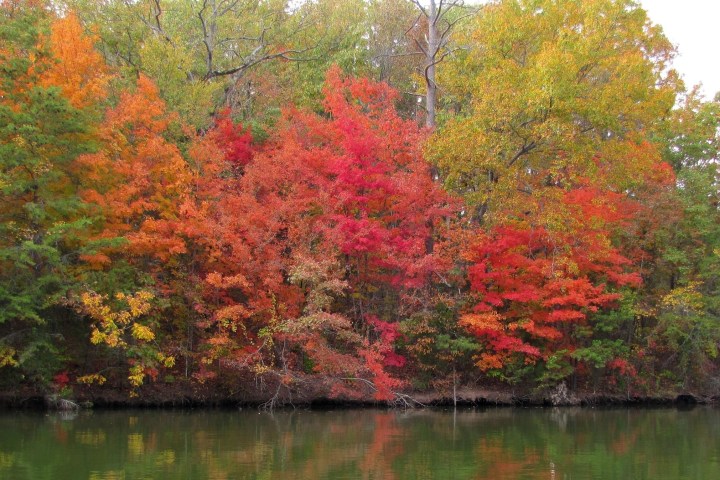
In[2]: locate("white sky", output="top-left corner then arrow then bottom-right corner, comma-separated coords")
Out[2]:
640,0 -> 720,99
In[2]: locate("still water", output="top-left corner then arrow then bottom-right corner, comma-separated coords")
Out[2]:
0,407 -> 718,479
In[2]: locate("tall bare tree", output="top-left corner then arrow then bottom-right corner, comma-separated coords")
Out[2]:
411,0 -> 475,128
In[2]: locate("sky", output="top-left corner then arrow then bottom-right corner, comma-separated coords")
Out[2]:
640,0 -> 720,99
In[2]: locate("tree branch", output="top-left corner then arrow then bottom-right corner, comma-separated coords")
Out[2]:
197,0 -> 214,77
411,0 -> 429,18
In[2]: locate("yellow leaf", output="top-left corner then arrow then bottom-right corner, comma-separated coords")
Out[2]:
131,323 -> 155,342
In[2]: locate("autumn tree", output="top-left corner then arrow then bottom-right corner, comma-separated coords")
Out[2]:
429,0 -> 678,223
460,169 -> 652,383
80,74 -> 191,263
37,12 -> 110,110
0,4 -> 105,384
191,67 -> 452,400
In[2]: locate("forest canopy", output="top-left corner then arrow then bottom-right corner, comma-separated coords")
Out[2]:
1,0 -> 719,404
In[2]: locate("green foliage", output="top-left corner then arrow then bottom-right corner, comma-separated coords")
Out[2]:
641,91 -> 720,389
535,350 -> 574,391
399,303 -> 479,388
0,329 -> 66,387
0,6 -> 102,385
573,340 -> 630,369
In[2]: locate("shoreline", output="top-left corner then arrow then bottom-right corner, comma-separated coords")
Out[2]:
0,385 -> 715,410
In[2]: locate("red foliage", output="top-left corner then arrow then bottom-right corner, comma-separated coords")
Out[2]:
368,316 -> 406,368
607,358 -> 637,377
186,67 -> 449,394
53,371 -> 70,388
210,108 -> 253,169
462,175 -> 645,367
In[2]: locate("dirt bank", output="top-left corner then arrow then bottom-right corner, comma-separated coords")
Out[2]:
1,378 -> 716,410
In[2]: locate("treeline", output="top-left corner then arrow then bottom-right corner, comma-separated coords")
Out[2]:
1,0 -> 719,403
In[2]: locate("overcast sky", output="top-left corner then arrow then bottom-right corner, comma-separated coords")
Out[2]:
640,0 -> 720,99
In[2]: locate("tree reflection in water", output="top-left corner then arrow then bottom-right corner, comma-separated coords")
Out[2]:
0,408 -> 718,479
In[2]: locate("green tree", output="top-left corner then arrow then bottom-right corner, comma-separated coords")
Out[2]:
0,4 -> 98,384
642,91 -> 720,389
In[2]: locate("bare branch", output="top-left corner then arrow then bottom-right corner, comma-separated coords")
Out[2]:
217,0 -> 243,17
413,37 -> 429,57
428,46 -> 460,68
204,46 -> 314,80
435,0 -> 445,24
127,0 -> 175,46
436,0 -> 467,22
439,11 -> 476,41
423,47 -> 458,87
411,0 -> 429,18
506,141 -> 538,168
404,12 -> 424,37
434,271 -> 452,287
373,51 -> 425,61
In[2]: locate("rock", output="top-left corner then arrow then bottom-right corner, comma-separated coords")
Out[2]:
675,394 -> 698,406
549,382 -> 580,406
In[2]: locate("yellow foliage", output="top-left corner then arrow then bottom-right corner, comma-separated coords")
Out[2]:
0,346 -> 18,368
77,373 -> 107,385
661,282 -> 704,313
429,0 -> 678,223
157,352 -> 175,368
77,289 -> 173,388
128,365 -> 145,387
80,290 -> 155,347
131,323 -> 155,342
90,328 -> 107,346
251,363 -> 272,375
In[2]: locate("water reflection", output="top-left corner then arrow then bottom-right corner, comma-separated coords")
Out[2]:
0,407 -> 718,479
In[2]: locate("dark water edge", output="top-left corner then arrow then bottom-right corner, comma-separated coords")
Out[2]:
0,386 -> 715,411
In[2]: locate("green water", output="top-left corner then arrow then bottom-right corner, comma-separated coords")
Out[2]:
0,407 -> 718,479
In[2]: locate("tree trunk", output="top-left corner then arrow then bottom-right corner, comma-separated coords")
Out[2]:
425,0 -> 439,128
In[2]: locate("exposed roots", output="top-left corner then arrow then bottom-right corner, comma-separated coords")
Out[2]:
341,377 -> 426,408
45,394 -> 80,411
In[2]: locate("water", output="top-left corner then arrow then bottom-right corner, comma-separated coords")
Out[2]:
0,407 -> 718,479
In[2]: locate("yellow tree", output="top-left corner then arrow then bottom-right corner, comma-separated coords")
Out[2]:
77,289 -> 175,389
428,0 -> 679,223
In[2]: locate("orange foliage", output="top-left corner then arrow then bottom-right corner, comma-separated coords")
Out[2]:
38,13 -> 110,108
80,75 -> 191,261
